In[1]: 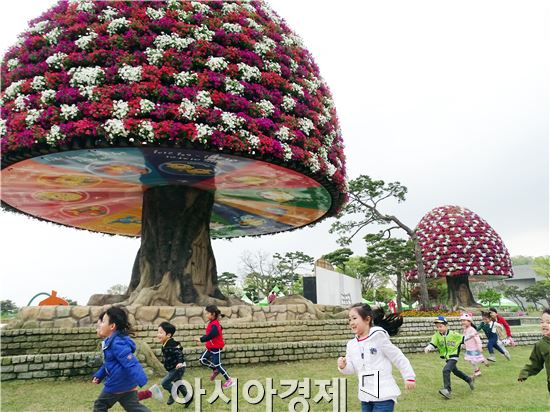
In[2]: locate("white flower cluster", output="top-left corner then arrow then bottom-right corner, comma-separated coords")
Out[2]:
107,17 -> 130,35
280,142 -> 293,161
281,96 -> 295,112
25,109 -> 42,126
60,104 -> 79,121
167,0 -> 182,10
325,162 -> 337,177
112,100 -> 129,119
178,98 -> 197,120
75,30 -> 98,50
0,118 -> 7,137
264,61 -> 280,74
139,99 -> 156,114
254,37 -> 276,56
221,2 -> 239,14
323,95 -> 335,109
80,86 -> 99,101
225,78 -> 244,95
146,7 -> 165,20
28,21 -> 49,34
173,71 -> 198,87
256,99 -> 275,117
14,95 -> 28,112
196,91 -> 213,108
41,89 -> 56,105
206,56 -> 228,72
298,118 -> 314,136
239,130 -> 260,150
317,114 -> 329,126
69,0 -> 94,13
220,111 -> 245,132
45,125 -> 64,145
241,2 -> 257,14
104,119 -> 128,139
304,77 -> 322,93
137,121 -> 155,142
69,66 -> 105,87
237,63 -> 261,81
193,25 -> 214,41
176,10 -> 192,22
307,154 -> 321,173
145,48 -> 164,66
31,76 -> 46,91
196,123 -> 214,143
99,6 -> 118,22
246,18 -> 263,32
288,58 -> 298,73
118,65 -> 142,83
222,23 -> 242,33
44,27 -> 62,45
281,33 -> 303,48
258,3 -> 281,25
290,83 -> 304,97
7,58 -> 19,71
4,80 -> 25,100
275,126 -> 290,141
46,52 -> 67,70
154,33 -> 195,51
192,1 -> 211,14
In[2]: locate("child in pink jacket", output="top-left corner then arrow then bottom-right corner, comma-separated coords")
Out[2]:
460,313 -> 489,377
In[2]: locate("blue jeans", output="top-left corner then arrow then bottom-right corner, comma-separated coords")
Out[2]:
199,349 -> 229,380
361,399 -> 395,412
487,334 -> 506,355
161,368 -> 186,398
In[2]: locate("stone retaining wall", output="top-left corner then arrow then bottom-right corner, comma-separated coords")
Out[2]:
1,332 -> 542,382
8,304 -> 336,329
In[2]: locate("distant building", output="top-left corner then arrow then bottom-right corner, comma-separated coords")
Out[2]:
487,264 -> 546,307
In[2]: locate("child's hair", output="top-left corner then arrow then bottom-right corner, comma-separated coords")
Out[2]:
205,304 -> 225,319
542,308 -> 550,316
481,311 -> 491,319
488,307 -> 498,314
159,321 -> 176,337
349,303 -> 403,336
100,306 -> 133,336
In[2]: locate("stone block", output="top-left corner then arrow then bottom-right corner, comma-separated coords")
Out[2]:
188,316 -> 204,325
21,320 -> 39,329
136,307 -> 159,322
14,364 -> 28,373
32,371 -> 50,378
37,307 -> 56,321
78,316 -> 92,327
72,306 -> 91,319
252,311 -> 266,322
55,306 -> 71,318
158,307 -> 175,320
54,318 -> 77,328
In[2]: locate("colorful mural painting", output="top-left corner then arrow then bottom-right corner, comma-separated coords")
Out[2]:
1,148 -> 331,238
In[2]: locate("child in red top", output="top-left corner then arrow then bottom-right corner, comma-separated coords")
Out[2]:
197,305 -> 235,389
489,307 -> 517,347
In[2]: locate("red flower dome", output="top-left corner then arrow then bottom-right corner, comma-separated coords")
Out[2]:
408,205 -> 513,280
0,0 -> 347,237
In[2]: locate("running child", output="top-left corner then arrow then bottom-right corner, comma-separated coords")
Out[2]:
92,307 -> 150,412
518,308 -> 550,393
197,305 -> 234,389
488,307 -> 517,347
460,313 -> 489,378
424,316 -> 474,399
477,311 -> 510,362
337,303 -> 416,411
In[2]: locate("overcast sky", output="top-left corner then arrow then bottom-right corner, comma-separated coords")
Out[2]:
1,0 -> 548,307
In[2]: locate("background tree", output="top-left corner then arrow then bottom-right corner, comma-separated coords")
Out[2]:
217,272 -> 240,297
107,284 -> 128,295
511,256 -> 535,266
522,281 -> 550,309
497,284 -> 526,311
533,256 -> 550,278
273,251 -> 314,294
477,288 -> 502,307
322,248 -> 354,273
363,233 -> 415,312
0,300 -> 19,316
330,176 -> 430,308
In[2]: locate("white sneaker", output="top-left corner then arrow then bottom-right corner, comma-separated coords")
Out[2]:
150,384 -> 164,402
504,351 -> 511,361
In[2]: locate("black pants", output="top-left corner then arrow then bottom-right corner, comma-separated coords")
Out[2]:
93,390 -> 150,412
442,359 -> 471,391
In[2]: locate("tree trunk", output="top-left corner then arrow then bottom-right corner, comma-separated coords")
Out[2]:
396,273 -> 403,312
446,275 -> 480,309
125,185 -> 225,306
411,234 -> 430,309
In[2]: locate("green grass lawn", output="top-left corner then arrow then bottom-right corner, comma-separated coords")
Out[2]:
2,346 -> 548,411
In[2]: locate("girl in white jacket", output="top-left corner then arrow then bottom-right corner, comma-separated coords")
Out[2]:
337,304 -> 416,412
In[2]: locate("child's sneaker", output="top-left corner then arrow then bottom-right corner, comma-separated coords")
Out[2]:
474,369 -> 482,377
210,369 -> 220,381
438,388 -> 451,399
487,355 -> 496,362
222,378 -> 235,389
468,377 -> 475,391
149,384 -> 164,402
504,350 -> 511,361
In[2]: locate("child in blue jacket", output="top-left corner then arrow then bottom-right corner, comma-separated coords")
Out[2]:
93,307 -> 150,412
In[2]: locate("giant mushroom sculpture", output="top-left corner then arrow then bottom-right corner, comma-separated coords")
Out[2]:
406,205 -> 513,308
0,0 -> 346,306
